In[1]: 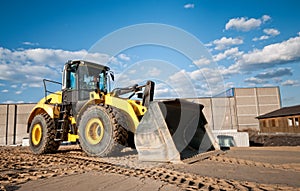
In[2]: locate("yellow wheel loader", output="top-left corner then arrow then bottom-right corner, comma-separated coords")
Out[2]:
27,60 -> 218,162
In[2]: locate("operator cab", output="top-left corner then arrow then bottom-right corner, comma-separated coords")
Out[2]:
61,60 -> 111,114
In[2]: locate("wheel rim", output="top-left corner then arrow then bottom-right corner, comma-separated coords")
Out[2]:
32,124 -> 42,145
85,118 -> 104,145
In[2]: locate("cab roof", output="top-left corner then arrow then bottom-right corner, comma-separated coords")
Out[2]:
66,60 -> 110,71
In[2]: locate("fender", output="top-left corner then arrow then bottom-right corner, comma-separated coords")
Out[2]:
105,95 -> 142,133
27,104 -> 58,132
27,92 -> 62,132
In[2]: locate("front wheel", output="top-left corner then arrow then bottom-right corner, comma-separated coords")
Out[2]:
29,113 -> 60,154
78,105 -> 128,157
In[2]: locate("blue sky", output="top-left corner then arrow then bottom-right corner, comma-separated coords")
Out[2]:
0,0 -> 300,107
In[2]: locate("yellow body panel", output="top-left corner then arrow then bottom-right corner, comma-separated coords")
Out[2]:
27,92 -> 62,130
68,116 -> 79,142
127,100 -> 147,116
28,90 -> 145,141
40,91 -> 62,104
27,104 -> 56,128
105,95 -> 146,130
68,134 -> 79,142
70,116 -> 76,124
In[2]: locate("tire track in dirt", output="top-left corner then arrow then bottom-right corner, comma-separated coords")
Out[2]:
1,146 -> 299,191
205,155 -> 300,172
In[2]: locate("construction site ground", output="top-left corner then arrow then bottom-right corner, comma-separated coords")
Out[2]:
1,145 -> 299,191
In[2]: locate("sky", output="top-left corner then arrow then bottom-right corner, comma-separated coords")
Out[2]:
0,0 -> 300,107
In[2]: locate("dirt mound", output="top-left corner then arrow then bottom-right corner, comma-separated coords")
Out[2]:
249,133 -> 300,146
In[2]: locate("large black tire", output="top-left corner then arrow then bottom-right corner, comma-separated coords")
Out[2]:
29,113 -> 60,154
78,104 -> 128,157
112,107 -> 135,148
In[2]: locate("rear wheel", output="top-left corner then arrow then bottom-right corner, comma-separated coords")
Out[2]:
78,105 -> 128,157
29,113 -> 60,154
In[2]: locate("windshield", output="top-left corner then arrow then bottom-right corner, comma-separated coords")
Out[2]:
78,65 -> 107,93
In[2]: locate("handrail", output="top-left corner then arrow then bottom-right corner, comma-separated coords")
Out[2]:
43,79 -> 62,103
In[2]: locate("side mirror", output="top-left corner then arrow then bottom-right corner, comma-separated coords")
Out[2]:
110,72 -> 114,81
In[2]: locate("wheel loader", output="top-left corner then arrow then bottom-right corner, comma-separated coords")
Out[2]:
27,60 -> 218,162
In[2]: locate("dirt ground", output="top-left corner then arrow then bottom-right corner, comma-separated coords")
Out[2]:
0,145 -> 299,191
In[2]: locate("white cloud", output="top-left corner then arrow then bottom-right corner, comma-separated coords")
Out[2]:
193,57 -> 211,66
154,83 -> 176,98
0,47 -> 110,88
113,61 -> 226,98
213,47 -> 243,62
15,91 -> 22,94
253,28 -> 280,41
225,17 -> 261,31
28,83 -> 43,88
252,35 -> 269,41
230,33 -> 300,72
255,68 -> 292,79
244,77 -> 267,84
165,69 -> 213,97
184,3 -> 195,9
281,80 -> 299,86
225,15 -> 271,31
218,65 -> 240,76
3,100 -> 25,104
22,41 -> 39,46
1,89 -> 9,93
3,100 -> 15,104
187,67 -> 226,96
264,28 -> 280,36
262,15 -> 271,22
212,37 -> 243,50
118,53 -> 130,61
225,82 -> 235,89
148,67 -> 161,77
127,69 -> 136,75
204,42 -> 213,47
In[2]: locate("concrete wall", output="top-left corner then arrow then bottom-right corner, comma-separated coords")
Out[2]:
211,97 -> 237,130
0,87 -> 281,145
0,104 -> 35,145
256,87 -> 281,115
186,87 -> 280,132
0,105 -> 8,145
234,87 -> 280,131
185,97 -> 237,131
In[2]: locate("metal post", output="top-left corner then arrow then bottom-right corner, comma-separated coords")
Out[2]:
13,105 -> 17,145
5,105 -> 9,145
210,97 -> 214,130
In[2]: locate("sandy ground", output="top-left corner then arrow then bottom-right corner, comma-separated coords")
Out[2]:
1,146 -> 299,191
18,172 -> 179,191
168,147 -> 300,188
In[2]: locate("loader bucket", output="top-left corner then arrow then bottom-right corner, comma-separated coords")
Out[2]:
135,99 -> 219,162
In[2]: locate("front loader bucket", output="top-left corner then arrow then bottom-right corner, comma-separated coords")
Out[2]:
135,99 -> 219,162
